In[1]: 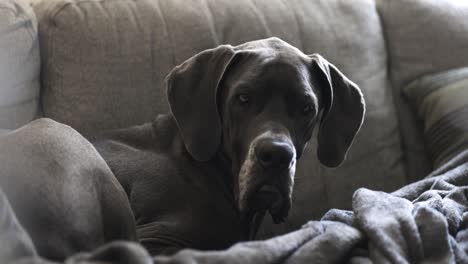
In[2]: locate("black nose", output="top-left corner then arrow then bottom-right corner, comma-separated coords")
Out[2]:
255,139 -> 295,169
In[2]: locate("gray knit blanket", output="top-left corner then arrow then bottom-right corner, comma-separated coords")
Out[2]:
3,150 -> 468,263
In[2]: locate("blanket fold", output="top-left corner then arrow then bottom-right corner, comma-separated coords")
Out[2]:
4,150 -> 468,264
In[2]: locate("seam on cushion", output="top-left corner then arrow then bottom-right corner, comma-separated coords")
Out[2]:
40,0 -> 67,117
248,0 -> 272,36
22,15 -> 38,44
0,6 -> 21,19
0,7 -> 16,15
139,0 -> 157,104
49,1 -> 73,23
1,3 -> 37,43
325,3 -> 345,57
58,0 -> 144,14
156,0 -> 176,69
67,0 -> 177,69
145,0 -> 158,103
0,3 -> 39,104
281,0 -> 303,51
98,0 -> 118,59
374,0 -> 421,180
38,0 -> 178,118
127,0 -> 144,40
203,0 -> 220,46
375,0 -> 397,103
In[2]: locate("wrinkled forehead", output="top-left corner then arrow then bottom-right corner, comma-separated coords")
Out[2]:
223,51 -> 315,96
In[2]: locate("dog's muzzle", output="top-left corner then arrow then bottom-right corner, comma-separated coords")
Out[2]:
252,137 -> 295,216
238,133 -> 296,239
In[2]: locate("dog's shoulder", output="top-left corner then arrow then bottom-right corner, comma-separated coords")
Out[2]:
91,113 -> 182,155
150,113 -> 185,154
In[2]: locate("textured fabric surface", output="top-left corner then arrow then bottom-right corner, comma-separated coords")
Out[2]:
0,187 -> 37,263
390,90 -> 432,184
0,0 -> 41,129
34,0 -> 406,236
3,151 -> 468,263
377,0 -> 468,180
404,68 -> 468,168
377,0 -> 468,89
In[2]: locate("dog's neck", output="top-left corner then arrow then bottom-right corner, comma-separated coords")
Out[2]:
160,114 -> 238,209
214,150 -> 259,240
153,114 -> 262,240
213,150 -> 236,201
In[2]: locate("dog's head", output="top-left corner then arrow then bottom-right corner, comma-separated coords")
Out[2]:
166,37 -> 365,237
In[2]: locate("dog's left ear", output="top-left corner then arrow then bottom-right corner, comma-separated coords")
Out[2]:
309,54 -> 366,167
166,45 -> 236,161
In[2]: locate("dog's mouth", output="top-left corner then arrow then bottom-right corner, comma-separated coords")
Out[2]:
236,134 -> 296,240
242,183 -> 291,240
251,185 -> 287,221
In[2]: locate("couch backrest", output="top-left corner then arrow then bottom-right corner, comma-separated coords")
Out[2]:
0,0 -> 40,131
33,0 -> 408,235
377,0 -> 468,181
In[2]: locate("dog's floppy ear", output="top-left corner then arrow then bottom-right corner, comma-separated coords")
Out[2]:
166,45 -> 236,161
309,54 -> 365,167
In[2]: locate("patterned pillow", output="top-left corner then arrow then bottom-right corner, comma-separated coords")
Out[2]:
403,68 -> 468,168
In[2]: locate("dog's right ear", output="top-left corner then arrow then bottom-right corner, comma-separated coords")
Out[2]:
166,45 -> 236,161
309,54 -> 365,168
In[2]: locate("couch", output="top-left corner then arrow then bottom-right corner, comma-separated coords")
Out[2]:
2,0 -> 468,262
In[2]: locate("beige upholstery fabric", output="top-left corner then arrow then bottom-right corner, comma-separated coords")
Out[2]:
0,0 -> 40,129
377,0 -> 468,180
378,0 -> 468,89
34,0 -> 406,235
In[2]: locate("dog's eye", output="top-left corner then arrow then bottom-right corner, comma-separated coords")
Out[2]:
238,94 -> 250,105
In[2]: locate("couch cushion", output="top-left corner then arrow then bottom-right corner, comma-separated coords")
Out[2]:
403,68 -> 468,168
0,0 -> 41,130
377,0 -> 468,179
378,0 -> 468,89
34,0 -> 406,235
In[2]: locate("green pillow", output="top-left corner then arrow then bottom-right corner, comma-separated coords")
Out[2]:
403,68 -> 468,168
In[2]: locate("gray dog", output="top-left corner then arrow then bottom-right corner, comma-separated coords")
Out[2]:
0,38 -> 365,261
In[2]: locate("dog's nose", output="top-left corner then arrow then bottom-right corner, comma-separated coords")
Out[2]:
255,140 -> 295,169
